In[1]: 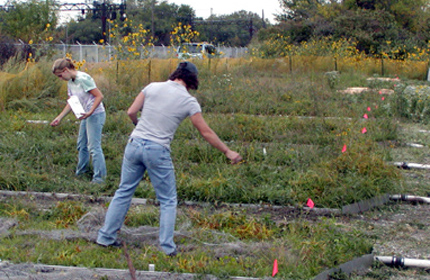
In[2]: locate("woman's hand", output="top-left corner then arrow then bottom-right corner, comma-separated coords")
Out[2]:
50,118 -> 61,126
225,150 -> 243,165
79,112 -> 92,120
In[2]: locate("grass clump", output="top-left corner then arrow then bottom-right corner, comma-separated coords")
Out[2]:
0,198 -> 87,230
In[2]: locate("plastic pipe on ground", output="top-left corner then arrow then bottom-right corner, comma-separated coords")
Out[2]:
393,162 -> 430,169
390,194 -> 430,204
375,256 -> 430,269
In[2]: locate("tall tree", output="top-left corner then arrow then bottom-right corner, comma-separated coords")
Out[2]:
66,18 -> 104,44
1,0 -> 57,42
59,0 -> 195,45
344,0 -> 427,29
277,0 -> 332,21
272,0 -> 430,54
196,11 -> 267,46
130,0 -> 195,45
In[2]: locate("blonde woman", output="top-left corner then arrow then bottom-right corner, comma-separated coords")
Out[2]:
51,58 -> 107,183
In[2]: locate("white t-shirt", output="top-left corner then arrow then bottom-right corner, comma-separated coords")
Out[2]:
67,71 -> 105,115
131,80 -> 202,149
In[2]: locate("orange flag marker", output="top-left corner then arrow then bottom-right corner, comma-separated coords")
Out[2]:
342,144 -> 347,153
272,259 -> 278,277
306,198 -> 315,208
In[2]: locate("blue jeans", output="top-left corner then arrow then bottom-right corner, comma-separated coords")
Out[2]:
76,111 -> 107,183
97,138 -> 177,255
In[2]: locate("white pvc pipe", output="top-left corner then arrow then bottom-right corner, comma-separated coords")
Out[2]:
375,256 -> 430,269
390,194 -> 430,204
406,143 -> 424,148
403,258 -> 430,269
393,162 -> 430,169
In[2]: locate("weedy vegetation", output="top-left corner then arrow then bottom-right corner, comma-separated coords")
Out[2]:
0,55 -> 430,279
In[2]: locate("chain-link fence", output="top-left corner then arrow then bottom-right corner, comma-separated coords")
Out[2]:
13,43 -> 249,62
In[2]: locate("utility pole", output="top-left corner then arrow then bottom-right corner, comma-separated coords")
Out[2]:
92,0 -> 127,43
59,1 -> 126,44
151,0 -> 155,38
249,17 -> 253,39
262,9 -> 266,28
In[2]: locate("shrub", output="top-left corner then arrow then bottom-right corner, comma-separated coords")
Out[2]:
395,83 -> 430,123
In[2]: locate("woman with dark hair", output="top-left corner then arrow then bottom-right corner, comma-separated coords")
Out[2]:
97,62 -> 242,256
168,61 -> 199,90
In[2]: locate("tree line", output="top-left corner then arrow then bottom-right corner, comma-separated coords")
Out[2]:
0,0 -> 429,63
0,0 -> 266,46
259,0 -> 430,57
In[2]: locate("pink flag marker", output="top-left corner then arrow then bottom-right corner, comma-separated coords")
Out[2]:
306,198 -> 315,208
342,144 -> 347,153
381,97 -> 385,101
363,113 -> 368,119
361,127 -> 367,134
272,259 -> 278,277
379,90 -> 382,94
367,107 -> 371,112
375,105 -> 378,109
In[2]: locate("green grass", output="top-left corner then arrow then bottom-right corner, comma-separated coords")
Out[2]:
0,108 -> 402,207
0,87 -> 403,208
0,198 -> 373,279
0,57 -> 427,278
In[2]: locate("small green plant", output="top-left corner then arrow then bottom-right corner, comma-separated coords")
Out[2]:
124,205 -> 159,227
3,204 -> 30,221
187,209 -> 276,240
42,201 -> 86,229
325,71 -> 340,89
395,83 -> 430,123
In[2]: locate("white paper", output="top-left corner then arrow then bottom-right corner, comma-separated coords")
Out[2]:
67,96 -> 85,118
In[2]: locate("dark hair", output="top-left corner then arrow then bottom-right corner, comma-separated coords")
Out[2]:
169,65 -> 199,90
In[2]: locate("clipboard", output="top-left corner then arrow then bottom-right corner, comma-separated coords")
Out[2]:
67,96 -> 85,118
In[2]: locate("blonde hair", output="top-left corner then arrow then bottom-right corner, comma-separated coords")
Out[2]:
52,58 -> 75,73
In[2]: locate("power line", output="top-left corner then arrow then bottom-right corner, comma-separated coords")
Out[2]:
194,18 -> 257,40
56,1 -> 127,43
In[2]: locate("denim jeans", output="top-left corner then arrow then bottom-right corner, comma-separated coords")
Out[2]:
97,138 -> 177,255
76,111 -> 107,183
